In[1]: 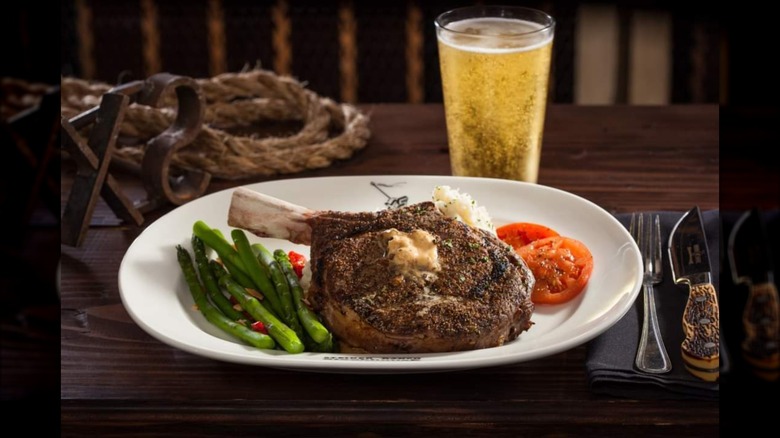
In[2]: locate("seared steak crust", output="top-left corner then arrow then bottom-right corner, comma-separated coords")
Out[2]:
306,202 -> 535,353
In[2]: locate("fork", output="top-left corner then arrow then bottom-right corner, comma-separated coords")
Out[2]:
630,213 -> 672,374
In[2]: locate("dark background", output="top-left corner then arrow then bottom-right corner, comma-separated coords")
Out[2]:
2,0 -> 779,434
719,5 -> 780,433
0,2 -> 59,432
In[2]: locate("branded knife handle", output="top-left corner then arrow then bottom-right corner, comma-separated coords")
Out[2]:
742,282 -> 780,375
681,282 -> 720,381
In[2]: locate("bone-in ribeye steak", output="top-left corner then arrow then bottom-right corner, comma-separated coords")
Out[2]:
228,188 -> 535,353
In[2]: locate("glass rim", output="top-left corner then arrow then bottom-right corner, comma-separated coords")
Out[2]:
434,5 -> 555,38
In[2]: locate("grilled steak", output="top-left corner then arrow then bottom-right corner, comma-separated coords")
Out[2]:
228,188 -> 535,353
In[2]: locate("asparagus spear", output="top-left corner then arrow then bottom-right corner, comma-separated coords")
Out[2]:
303,331 -> 335,353
191,221 -> 256,289
274,250 -> 331,343
176,246 -> 274,349
221,256 -> 256,290
231,230 -> 286,318
191,235 -> 243,321
252,243 -> 303,338
214,262 -> 304,354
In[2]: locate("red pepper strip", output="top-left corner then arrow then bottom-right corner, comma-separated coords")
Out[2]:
288,251 -> 307,279
251,321 -> 268,335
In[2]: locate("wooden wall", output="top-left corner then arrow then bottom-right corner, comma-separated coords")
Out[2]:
60,0 -> 719,104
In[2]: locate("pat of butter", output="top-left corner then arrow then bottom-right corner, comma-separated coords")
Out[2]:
381,228 -> 441,277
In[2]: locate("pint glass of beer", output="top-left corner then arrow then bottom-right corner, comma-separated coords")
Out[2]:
436,6 -> 555,183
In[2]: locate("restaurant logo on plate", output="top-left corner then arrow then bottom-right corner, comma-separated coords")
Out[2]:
370,182 -> 408,209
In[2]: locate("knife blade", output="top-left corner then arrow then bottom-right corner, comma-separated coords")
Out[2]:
669,206 -> 720,381
728,208 -> 780,380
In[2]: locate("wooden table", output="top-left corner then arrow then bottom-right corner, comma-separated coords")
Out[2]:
61,104 -> 719,436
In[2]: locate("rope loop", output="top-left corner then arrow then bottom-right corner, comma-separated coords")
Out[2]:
60,69 -> 370,180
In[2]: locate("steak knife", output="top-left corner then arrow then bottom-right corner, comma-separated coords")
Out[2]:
728,209 -> 779,380
669,206 -> 720,381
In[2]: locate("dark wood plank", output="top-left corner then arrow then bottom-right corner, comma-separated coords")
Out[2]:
59,104 -> 719,435
61,399 -> 718,437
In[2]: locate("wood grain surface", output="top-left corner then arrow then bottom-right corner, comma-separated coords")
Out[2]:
60,104 -> 719,436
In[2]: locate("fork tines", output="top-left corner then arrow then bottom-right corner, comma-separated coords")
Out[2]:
630,213 -> 663,280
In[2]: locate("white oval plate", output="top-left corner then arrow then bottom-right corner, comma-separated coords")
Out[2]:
119,176 -> 641,373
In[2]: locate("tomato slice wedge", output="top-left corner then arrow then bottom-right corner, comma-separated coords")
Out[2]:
517,236 -> 594,305
497,222 -> 560,251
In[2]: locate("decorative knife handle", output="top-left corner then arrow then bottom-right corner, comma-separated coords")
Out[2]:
681,282 -> 720,381
742,282 -> 780,375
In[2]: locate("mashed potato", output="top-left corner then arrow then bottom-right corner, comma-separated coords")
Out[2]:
300,261 -> 313,292
432,186 -> 496,235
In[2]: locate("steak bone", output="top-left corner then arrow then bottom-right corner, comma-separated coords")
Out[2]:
227,187 -> 315,245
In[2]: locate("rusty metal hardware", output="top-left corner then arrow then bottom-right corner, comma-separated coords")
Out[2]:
61,73 -> 210,246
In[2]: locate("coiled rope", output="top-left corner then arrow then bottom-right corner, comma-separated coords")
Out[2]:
60,69 -> 370,180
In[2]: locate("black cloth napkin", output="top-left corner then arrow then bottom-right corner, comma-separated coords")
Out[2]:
586,211 -> 723,400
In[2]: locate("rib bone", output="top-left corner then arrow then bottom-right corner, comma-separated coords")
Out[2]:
227,187 -> 315,245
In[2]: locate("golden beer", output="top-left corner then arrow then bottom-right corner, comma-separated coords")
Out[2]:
436,9 -> 554,182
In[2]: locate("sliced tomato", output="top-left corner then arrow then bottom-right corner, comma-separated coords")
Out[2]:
497,222 -> 560,251
517,236 -> 593,305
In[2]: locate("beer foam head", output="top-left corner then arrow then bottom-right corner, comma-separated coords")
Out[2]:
437,17 -> 553,54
